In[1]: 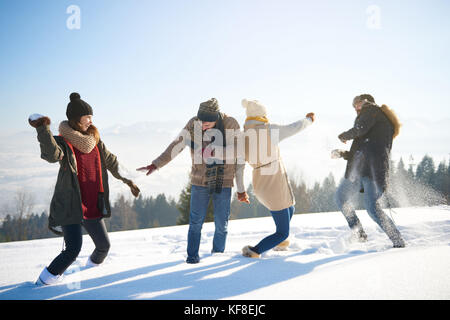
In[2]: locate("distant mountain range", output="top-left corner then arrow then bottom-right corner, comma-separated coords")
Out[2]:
1,117 -> 448,217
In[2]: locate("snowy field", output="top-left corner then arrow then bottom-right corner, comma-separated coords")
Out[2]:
0,206 -> 449,300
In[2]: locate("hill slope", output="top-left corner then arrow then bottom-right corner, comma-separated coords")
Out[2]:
0,206 -> 449,300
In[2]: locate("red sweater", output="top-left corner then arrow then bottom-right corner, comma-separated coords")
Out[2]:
73,145 -> 103,220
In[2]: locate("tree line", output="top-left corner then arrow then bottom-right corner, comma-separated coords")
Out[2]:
1,155 -> 449,242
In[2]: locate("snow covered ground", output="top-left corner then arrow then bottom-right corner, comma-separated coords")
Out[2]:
0,206 -> 449,300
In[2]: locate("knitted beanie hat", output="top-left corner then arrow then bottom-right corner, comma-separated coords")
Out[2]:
241,99 -> 267,118
66,92 -> 93,121
197,98 -> 220,122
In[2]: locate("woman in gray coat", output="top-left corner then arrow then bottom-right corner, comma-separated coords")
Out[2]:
29,93 -> 140,285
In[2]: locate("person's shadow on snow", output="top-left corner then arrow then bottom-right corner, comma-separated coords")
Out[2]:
0,260 -> 181,300
0,248 -> 370,300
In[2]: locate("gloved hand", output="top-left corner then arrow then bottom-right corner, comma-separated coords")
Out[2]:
28,114 -> 51,128
331,149 -> 345,159
203,146 -> 215,159
331,149 -> 350,160
126,180 -> 140,197
136,164 -> 157,176
237,192 -> 250,204
306,112 -> 315,122
338,133 -> 347,144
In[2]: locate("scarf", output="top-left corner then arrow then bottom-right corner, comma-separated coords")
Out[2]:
59,121 -> 97,154
59,121 -> 105,212
245,116 -> 269,123
188,114 -> 226,194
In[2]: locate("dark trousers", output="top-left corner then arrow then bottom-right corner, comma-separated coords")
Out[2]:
47,218 -> 110,276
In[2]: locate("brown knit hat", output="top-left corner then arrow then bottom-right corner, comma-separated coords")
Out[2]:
197,98 -> 220,122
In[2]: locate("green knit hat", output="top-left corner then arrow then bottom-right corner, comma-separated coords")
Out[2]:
197,98 -> 220,122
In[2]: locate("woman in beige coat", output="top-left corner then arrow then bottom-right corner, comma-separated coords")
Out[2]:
240,99 -> 314,258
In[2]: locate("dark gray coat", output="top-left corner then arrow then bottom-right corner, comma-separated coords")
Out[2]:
339,102 -> 394,193
35,124 -> 131,231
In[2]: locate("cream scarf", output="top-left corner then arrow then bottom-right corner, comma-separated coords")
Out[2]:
59,121 -> 97,153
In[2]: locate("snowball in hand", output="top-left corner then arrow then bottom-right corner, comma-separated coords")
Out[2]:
331,149 -> 343,159
29,113 -> 45,121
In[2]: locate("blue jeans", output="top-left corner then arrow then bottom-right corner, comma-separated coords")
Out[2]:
335,177 -> 404,245
253,206 -> 295,254
187,185 -> 232,260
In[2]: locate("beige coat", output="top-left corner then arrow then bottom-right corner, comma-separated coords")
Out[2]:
244,122 -> 295,211
243,117 -> 313,211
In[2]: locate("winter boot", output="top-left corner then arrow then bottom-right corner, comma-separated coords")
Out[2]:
350,226 -> 368,243
356,229 -> 368,242
186,256 -> 200,264
377,214 -> 406,248
242,246 -> 260,258
392,236 -> 406,248
393,241 -> 406,248
85,256 -> 100,268
35,267 -> 62,286
273,239 -> 290,251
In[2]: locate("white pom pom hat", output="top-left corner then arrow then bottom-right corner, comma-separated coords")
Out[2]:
241,99 -> 267,118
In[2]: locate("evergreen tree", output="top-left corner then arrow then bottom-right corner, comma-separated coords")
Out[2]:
132,195 -> 148,228
153,194 -> 179,226
396,158 -> 408,178
290,179 -> 310,214
2,155 -> 449,243
309,182 -> 322,213
107,195 -> 138,231
1,215 -> 13,242
176,182 -> 215,225
407,155 -> 416,180
416,155 -> 436,187
446,160 -> 450,203
176,182 -> 192,225
433,161 -> 448,196
229,184 -> 270,220
321,173 -> 338,212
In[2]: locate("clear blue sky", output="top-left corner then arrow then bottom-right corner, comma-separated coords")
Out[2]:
1,0 -> 449,133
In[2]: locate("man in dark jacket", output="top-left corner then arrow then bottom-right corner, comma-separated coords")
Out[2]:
333,94 -> 405,248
